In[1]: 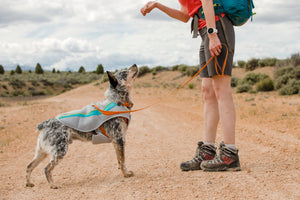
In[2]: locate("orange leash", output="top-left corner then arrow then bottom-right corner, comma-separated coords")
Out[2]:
94,44 -> 228,116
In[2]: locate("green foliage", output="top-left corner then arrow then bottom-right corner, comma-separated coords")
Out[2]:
178,64 -> 189,73
245,58 -> 259,71
96,64 -> 104,74
236,83 -> 252,93
237,60 -> 246,68
52,68 -> 56,73
152,66 -> 168,72
35,63 -> 44,74
274,66 -> 299,95
258,58 -> 277,67
274,66 -> 295,79
278,79 -> 300,95
188,83 -> 194,89
152,69 -> 157,76
256,78 -> 274,92
138,66 -> 151,77
171,65 -> 179,71
239,72 -> 270,85
9,79 -> 26,89
295,66 -> 300,79
291,53 -> 300,67
78,66 -> 86,73
15,65 -> 22,74
0,65 -> 5,74
186,67 -> 199,77
231,76 -> 240,87
10,70 -> 15,75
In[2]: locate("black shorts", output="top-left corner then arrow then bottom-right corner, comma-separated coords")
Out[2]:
199,16 -> 235,78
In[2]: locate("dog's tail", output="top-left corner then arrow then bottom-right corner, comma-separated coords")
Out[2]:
36,120 -> 48,132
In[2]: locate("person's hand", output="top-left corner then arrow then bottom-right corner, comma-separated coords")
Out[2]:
140,1 -> 157,16
208,34 -> 222,57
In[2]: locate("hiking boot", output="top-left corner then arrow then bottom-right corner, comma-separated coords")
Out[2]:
180,141 -> 216,171
200,142 -> 241,171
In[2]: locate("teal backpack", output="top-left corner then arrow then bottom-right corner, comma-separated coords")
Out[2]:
200,0 -> 255,26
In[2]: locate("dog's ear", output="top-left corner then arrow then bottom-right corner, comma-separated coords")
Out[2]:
107,71 -> 118,88
127,64 -> 139,81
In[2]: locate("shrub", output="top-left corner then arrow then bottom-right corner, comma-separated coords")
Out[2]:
278,79 -> 300,95
256,78 -> 274,92
152,66 -> 168,72
35,63 -> 44,74
296,66 -> 300,79
15,65 -> 22,74
52,68 -> 56,73
10,70 -> 15,75
291,53 -> 300,67
186,67 -> 199,77
258,58 -> 277,67
245,58 -> 259,71
0,65 -> 5,74
171,65 -> 179,71
274,74 -> 292,90
138,66 -> 151,77
237,60 -> 246,68
188,83 -> 194,89
236,83 -> 252,93
231,76 -> 240,87
96,64 -> 104,74
9,79 -> 25,89
178,64 -> 188,73
78,66 -> 86,73
240,73 -> 270,85
274,66 -> 295,79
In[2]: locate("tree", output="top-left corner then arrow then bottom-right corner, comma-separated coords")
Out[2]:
78,66 -> 86,73
0,65 -> 4,74
96,64 -> 104,74
35,63 -> 44,74
15,65 -> 22,74
52,68 -> 56,73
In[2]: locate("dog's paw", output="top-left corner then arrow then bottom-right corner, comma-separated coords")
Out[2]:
124,171 -> 134,178
26,183 -> 35,188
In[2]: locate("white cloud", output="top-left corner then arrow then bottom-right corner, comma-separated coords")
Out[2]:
0,0 -> 299,71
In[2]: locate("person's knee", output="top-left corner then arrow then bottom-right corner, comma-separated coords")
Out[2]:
202,83 -> 216,101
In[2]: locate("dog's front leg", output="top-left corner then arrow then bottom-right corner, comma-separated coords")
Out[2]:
113,139 -> 134,177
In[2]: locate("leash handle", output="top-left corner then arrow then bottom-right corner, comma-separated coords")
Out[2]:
93,44 -> 229,115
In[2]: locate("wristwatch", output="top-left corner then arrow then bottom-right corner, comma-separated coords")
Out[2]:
207,27 -> 218,35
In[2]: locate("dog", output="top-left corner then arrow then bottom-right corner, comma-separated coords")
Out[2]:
26,64 -> 138,189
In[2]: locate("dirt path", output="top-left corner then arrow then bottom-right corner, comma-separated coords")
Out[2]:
0,72 -> 299,200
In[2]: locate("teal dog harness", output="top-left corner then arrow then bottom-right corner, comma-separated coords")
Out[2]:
56,100 -> 131,144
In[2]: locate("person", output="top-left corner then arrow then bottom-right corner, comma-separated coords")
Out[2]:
141,0 -> 241,172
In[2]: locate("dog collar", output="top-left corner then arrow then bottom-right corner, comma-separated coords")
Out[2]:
120,100 -> 133,109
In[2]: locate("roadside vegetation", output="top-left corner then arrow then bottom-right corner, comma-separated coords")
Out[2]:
0,64 -> 104,97
0,53 -> 299,98
137,53 -> 300,95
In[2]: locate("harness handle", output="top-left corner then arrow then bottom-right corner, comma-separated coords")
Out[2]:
93,44 -> 229,115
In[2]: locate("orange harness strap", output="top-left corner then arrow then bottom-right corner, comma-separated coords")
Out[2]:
93,44 -> 228,116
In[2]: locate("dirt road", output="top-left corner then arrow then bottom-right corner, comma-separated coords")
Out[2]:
1,71 -> 299,199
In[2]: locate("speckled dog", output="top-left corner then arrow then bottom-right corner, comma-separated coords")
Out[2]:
26,64 -> 138,189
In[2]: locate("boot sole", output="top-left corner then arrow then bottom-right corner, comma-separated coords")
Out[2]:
201,166 -> 241,172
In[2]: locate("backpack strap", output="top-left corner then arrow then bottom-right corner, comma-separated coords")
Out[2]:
191,9 -> 202,38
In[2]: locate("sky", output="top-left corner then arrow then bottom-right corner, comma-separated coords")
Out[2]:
0,0 -> 299,72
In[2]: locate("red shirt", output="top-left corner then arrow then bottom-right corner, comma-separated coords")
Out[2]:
178,0 -> 222,30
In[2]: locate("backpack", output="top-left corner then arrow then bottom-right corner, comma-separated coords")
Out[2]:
200,0 -> 255,26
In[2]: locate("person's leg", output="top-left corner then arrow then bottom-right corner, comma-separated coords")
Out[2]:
200,75 -> 240,171
201,78 -> 219,143
212,75 -> 236,144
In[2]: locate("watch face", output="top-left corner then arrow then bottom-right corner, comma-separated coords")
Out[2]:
208,28 -> 214,34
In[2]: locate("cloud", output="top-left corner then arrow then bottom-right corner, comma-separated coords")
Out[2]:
0,0 -> 299,72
